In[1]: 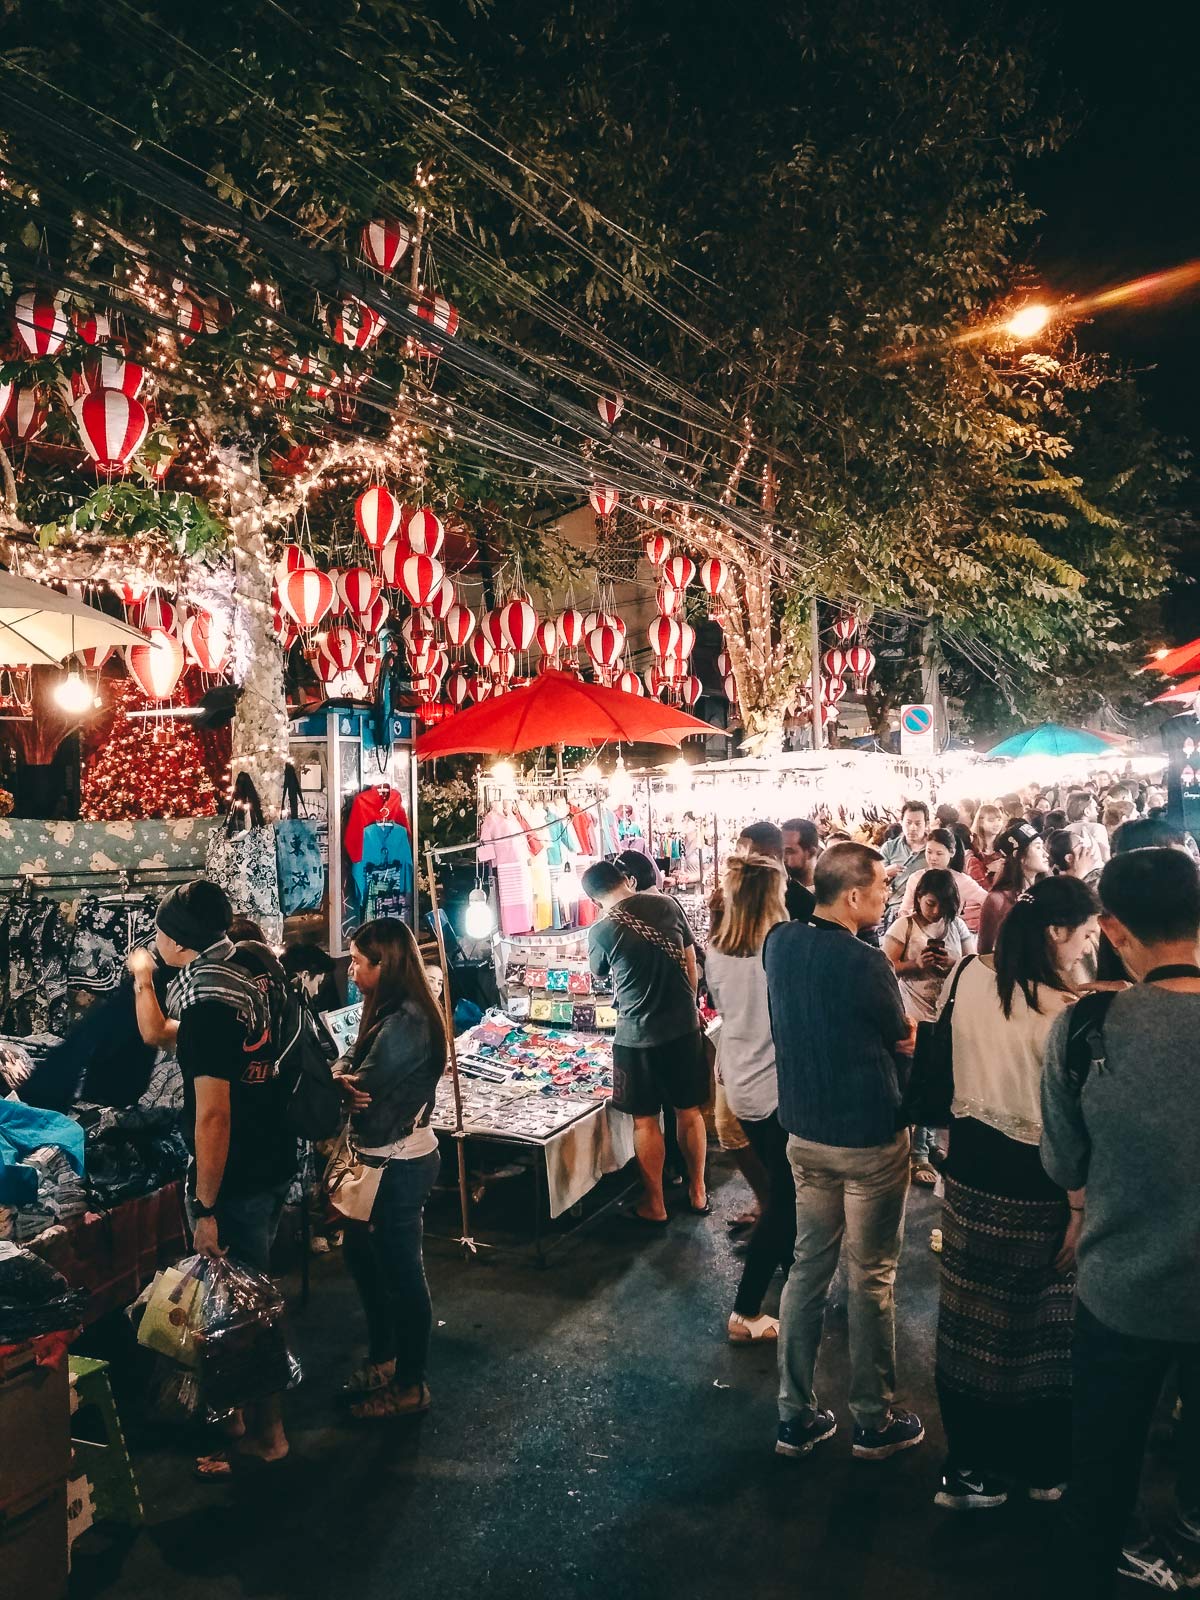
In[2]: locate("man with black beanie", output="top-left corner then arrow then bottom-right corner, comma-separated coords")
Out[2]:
152,879 -> 296,1469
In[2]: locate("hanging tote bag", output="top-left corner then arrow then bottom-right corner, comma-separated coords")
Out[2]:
274,764 -> 325,916
205,772 -> 283,945
897,955 -> 976,1131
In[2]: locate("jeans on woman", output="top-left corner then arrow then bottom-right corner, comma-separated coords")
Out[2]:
733,1112 -> 795,1317
911,1126 -> 940,1164
342,1148 -> 440,1386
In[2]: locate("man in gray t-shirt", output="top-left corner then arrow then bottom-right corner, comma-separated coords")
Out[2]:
1041,848 -> 1200,1595
582,861 -> 707,1224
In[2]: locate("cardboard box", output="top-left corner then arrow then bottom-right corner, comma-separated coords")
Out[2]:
0,1481 -> 68,1600
0,1344 -> 70,1508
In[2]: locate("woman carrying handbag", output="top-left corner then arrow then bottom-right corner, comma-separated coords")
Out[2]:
930,877 -> 1099,1512
329,919 -> 446,1420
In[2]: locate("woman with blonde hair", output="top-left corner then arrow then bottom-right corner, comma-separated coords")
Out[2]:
705,853 -> 796,1343
966,803 -> 1007,890
334,918 -> 447,1419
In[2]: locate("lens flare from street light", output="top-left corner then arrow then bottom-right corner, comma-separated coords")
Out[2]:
1006,303 -> 1051,340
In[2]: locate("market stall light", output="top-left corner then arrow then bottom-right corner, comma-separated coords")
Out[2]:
463,887 -> 496,940
54,670 -> 94,715
580,761 -> 601,782
607,753 -> 633,804
490,760 -> 515,785
670,755 -> 693,793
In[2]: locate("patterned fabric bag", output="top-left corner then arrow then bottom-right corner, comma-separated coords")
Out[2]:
274,764 -> 324,916
205,774 -> 282,945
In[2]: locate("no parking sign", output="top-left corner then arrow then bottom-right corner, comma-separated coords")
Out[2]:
900,703 -> 935,755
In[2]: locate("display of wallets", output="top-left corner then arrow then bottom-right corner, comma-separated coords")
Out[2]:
524,967 -> 548,989
573,1003 -> 596,1029
595,1005 -> 618,1030
530,997 -> 553,1021
546,969 -> 569,993
567,972 -> 591,996
506,962 -> 527,986
507,995 -> 531,1018
550,998 -> 573,1024
592,973 -> 614,996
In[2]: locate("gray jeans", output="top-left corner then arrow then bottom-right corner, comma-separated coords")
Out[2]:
777,1131 -> 910,1429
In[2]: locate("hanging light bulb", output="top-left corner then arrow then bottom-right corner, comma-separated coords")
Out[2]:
491,760 -> 516,785
670,756 -> 693,793
54,669 -> 93,715
607,753 -> 633,805
463,887 -> 496,940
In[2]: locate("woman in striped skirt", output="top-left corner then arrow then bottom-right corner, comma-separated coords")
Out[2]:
933,877 -> 1099,1510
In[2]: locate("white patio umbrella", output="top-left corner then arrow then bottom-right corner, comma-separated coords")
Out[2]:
0,570 -> 146,665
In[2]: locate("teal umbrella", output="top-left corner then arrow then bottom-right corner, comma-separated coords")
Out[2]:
983,721 -> 1116,759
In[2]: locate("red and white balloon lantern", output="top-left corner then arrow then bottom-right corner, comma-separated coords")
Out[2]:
13,291 -> 68,358
125,631 -> 184,702
833,614 -> 859,643
648,616 -> 682,659
334,298 -> 386,350
535,617 -> 558,658
644,533 -> 672,568
320,626 -> 364,674
279,566 -> 335,634
822,647 -> 847,680
428,576 -> 457,623
81,353 -> 145,400
588,485 -> 619,519
585,624 -> 624,672
405,506 -> 445,558
182,611 -> 230,676
500,597 -> 538,653
662,554 -> 695,591
597,395 -> 624,427
558,608 -> 585,652
355,485 -> 404,551
337,566 -> 381,621
361,219 -> 413,274
846,644 -> 876,688
617,669 -> 644,697
443,602 -> 476,649
73,389 -> 149,474
680,674 -> 702,709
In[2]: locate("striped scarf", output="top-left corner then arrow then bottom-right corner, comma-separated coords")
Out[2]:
167,936 -> 272,1045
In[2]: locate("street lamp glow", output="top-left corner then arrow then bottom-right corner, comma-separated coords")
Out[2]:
1005,302 -> 1051,340
54,671 -> 94,715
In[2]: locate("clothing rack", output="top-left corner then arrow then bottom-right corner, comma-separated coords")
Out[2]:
0,863 -> 193,900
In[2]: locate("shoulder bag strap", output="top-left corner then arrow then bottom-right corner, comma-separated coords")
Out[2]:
606,905 -> 691,980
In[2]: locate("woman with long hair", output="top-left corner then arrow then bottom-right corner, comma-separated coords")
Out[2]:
884,868 -> 977,1184
898,828 -> 988,934
933,877 -> 1098,1510
977,821 -> 1049,955
336,919 -> 447,1419
966,803 -> 1007,891
705,853 -> 796,1344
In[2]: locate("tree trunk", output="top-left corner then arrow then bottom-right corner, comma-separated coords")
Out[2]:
218,428 -> 287,821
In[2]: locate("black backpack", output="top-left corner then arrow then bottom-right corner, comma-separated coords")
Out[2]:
1063,989 -> 1116,1092
230,941 -> 343,1142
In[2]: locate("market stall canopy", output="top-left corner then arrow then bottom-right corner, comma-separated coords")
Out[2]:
0,571 -> 146,666
1148,674 -> 1200,705
983,721 -> 1117,759
1147,637 -> 1200,677
414,669 -> 723,759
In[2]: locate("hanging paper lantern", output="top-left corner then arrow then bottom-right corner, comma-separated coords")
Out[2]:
491,649 -> 515,683
581,610 -> 601,639
834,614 -> 859,643
716,648 -> 731,677
699,558 -> 729,599
597,395 -> 624,427
483,609 -> 509,652
847,644 -> 876,687
428,646 -> 450,684
334,298 -> 386,349
663,555 -> 696,591
311,651 -> 341,685
400,615 -> 435,653
355,485 -> 403,551
175,292 -> 203,346
116,578 -> 151,609
275,546 -> 316,588
660,652 -> 688,682
7,389 -> 43,444
358,642 -> 382,691
822,647 -> 848,679
656,586 -> 682,618
680,674 -> 702,709
535,617 -> 558,657
500,597 -> 538,653
469,633 -> 495,672
0,382 -> 10,427
361,219 -> 413,273
427,575 -> 456,623
361,594 -> 391,635
73,390 -> 149,473
602,612 -> 627,643
557,608 -> 586,651
645,669 -> 666,698
409,293 -> 459,351
182,611 -> 231,675
320,626 -> 364,674
676,621 -> 697,658
616,669 -> 643,697
405,506 -> 445,558
408,642 -> 438,677
13,291 -> 68,358
723,673 -> 737,702
443,602 -> 475,649
280,566 -> 335,632
822,675 -> 848,704
82,353 -> 145,400
644,533 -> 672,568
124,630 -> 184,701
586,624 -> 624,670
139,592 -> 177,635
300,353 -> 333,401
636,494 -> 668,515
588,485 -> 619,518
468,674 -> 491,704
376,541 -> 408,589
648,616 -> 682,658
262,350 -> 302,402
447,668 -> 471,708
337,566 -> 381,620
74,311 -> 112,346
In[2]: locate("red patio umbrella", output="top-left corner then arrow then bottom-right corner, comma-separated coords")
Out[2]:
414,667 -> 721,759
1147,637 -> 1200,676
1148,673 -> 1200,704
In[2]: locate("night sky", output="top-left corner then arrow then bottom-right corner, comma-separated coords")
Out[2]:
1016,0 -> 1200,634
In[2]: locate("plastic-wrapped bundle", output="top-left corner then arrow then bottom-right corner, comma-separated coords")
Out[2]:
0,1240 -> 87,1341
132,1253 -> 300,1421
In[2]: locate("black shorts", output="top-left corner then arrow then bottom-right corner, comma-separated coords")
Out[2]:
611,1032 -> 710,1118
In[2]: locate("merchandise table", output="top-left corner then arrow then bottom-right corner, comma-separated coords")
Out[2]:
433,1016 -> 636,1257
23,1184 -> 186,1326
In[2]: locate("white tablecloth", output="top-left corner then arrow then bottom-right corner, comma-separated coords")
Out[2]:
541,1103 -> 634,1218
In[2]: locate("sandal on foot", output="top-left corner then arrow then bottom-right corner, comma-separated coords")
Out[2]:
728,1312 -> 780,1343
351,1381 -> 432,1421
340,1360 -> 395,1400
911,1161 -> 939,1186
727,1211 -> 759,1232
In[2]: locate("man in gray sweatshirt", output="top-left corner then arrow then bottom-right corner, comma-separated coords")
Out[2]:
1041,847 -> 1200,1595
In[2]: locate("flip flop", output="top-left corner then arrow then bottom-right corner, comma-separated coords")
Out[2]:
911,1161 -> 939,1186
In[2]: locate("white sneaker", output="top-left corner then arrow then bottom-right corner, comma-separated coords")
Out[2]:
728,1312 -> 779,1343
